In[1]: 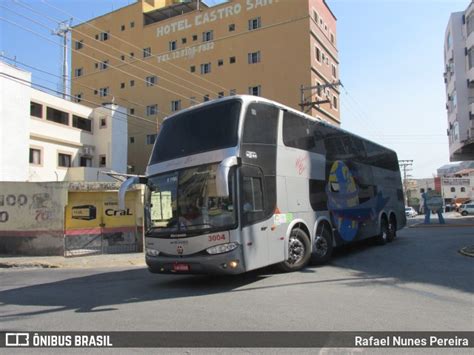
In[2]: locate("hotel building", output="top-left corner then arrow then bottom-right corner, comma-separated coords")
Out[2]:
71,0 -> 340,173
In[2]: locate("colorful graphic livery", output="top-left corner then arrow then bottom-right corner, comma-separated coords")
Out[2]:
119,96 -> 406,274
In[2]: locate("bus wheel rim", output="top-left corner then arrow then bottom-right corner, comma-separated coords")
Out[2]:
288,236 -> 305,264
314,236 -> 328,256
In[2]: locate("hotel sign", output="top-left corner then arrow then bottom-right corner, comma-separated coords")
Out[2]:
156,0 -> 279,37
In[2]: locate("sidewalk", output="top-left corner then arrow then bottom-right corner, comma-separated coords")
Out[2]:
0,252 -> 146,269
407,211 -> 474,228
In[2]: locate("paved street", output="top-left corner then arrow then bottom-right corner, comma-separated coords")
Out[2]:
0,226 -> 472,334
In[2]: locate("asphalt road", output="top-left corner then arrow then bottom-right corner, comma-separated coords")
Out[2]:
0,226 -> 472,336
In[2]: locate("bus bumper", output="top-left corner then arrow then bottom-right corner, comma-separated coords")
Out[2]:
145,246 -> 245,275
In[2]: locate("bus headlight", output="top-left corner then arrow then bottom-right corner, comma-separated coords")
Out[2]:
146,248 -> 160,257
206,243 -> 238,255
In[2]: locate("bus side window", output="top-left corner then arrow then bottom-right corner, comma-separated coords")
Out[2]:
242,175 -> 264,225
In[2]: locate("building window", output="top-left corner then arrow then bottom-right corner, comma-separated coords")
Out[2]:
190,65 -> 196,73
218,59 -> 224,66
169,40 -> 177,51
30,102 -> 43,118
98,32 -> 109,41
146,104 -> 158,116
229,23 -> 235,32
230,89 -> 236,96
468,47 -> 474,70
130,21 -> 135,28
313,10 -> 319,22
248,51 -> 261,64
74,93 -> 82,103
120,82 -> 125,89
203,94 -> 210,102
248,85 -> 261,96
73,115 -> 92,132
121,24 -> 125,31
330,33 -> 335,44
130,80 -> 135,87
202,30 -> 213,42
46,107 -> 69,125
200,63 -> 211,74
332,64 -> 337,77
218,92 -> 224,98
99,155 -> 106,167
29,148 -> 41,165
192,34 -> 198,41
171,100 -> 181,112
332,96 -> 338,109
129,108 -> 135,115
81,156 -> 93,167
129,52 -> 135,58
58,153 -> 72,168
190,96 -> 196,105
146,75 -> 157,86
74,68 -> 83,77
468,12 -> 474,35
99,87 -> 109,97
94,90 -> 98,95
143,47 -> 151,58
315,47 -> 321,62
229,56 -> 236,64
100,117 -> 107,128
130,137 -> 135,144
181,37 -> 187,44
420,188 -> 425,193
451,187 -> 455,192
248,17 -> 261,30
80,156 -> 92,167
146,134 -> 157,145
120,55 -> 125,61
98,60 -> 109,70
461,187 -> 466,192
74,40 -> 84,50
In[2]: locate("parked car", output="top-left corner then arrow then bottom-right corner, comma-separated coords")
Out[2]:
459,204 -> 474,216
405,206 -> 418,217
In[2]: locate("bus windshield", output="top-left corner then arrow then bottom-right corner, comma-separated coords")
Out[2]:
146,163 -> 236,235
149,100 -> 242,165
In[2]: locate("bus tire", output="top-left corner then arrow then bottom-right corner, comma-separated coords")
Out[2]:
376,218 -> 389,245
387,215 -> 397,242
310,224 -> 333,265
277,228 -> 311,272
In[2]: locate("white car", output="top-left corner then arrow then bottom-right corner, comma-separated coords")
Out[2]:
405,207 -> 417,217
459,204 -> 474,216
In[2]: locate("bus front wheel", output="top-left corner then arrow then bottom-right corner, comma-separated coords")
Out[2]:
277,228 -> 311,272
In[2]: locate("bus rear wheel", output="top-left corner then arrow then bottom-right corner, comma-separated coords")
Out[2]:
277,228 -> 311,272
376,219 -> 389,245
310,225 -> 333,265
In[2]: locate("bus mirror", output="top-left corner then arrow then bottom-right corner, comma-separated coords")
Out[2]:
118,176 -> 144,210
216,156 -> 239,196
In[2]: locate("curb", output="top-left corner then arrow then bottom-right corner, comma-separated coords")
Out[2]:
0,262 -> 60,269
459,246 -> 474,257
409,223 -> 474,228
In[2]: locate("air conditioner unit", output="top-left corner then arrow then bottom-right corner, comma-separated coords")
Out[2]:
82,146 -> 95,155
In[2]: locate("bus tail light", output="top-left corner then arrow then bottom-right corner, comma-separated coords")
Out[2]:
206,242 -> 238,255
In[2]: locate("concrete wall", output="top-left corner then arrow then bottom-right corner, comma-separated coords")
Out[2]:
0,62 -> 31,181
0,182 -> 69,255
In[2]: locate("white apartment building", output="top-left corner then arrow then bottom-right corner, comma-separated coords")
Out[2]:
0,61 -> 127,182
444,1 -> 474,161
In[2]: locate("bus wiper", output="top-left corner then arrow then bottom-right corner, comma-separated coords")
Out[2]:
183,223 -> 215,229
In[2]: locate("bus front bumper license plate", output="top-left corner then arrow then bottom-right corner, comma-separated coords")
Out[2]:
173,263 -> 190,272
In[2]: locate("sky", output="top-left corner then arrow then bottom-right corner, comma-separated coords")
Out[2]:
0,0 -> 471,178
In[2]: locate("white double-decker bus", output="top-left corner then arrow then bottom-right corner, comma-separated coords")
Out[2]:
119,95 -> 406,274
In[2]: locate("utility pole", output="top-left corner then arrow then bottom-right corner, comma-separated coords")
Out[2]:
399,160 -> 414,206
299,81 -> 342,114
52,19 -> 72,100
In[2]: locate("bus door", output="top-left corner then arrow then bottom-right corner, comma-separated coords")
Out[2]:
239,165 -> 270,270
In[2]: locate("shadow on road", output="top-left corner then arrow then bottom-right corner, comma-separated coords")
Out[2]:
0,227 -> 472,318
